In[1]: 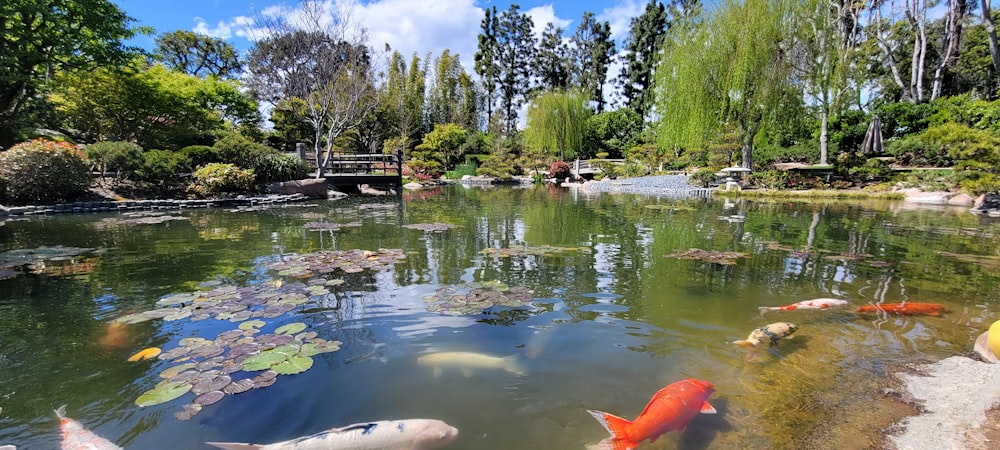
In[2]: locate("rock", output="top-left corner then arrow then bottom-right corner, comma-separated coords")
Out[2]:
888,356 -> 1000,450
903,191 -> 952,204
948,193 -> 974,206
267,178 -> 334,199
971,192 -> 1000,214
403,182 -> 423,190
974,332 -> 1000,363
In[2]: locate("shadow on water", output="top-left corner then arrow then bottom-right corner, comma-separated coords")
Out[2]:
679,397 -> 733,450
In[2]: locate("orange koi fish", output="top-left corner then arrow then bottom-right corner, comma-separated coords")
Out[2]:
855,302 -> 944,316
55,405 -> 122,450
587,379 -> 716,450
758,298 -> 848,312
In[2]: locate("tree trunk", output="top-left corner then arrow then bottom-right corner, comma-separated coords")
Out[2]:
981,0 -> 1000,82
931,0 -> 964,100
819,109 -> 829,166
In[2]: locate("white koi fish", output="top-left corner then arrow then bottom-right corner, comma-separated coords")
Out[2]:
55,405 -> 122,450
731,322 -> 799,347
207,419 -> 458,450
416,351 -> 524,377
758,298 -> 848,313
0,445 -> 16,450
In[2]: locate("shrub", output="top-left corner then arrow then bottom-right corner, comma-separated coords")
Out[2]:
85,141 -> 144,179
134,150 -> 190,185
749,170 -> 789,189
248,153 -> 310,185
0,139 -> 90,205
476,153 -> 515,179
549,161 -> 571,179
179,145 -> 222,170
188,163 -> 255,197
689,168 -> 717,187
214,134 -> 278,169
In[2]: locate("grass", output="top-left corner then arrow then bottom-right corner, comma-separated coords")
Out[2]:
716,188 -> 905,200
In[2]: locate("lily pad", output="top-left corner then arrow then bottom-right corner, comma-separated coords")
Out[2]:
664,248 -> 750,265
222,378 -> 254,395
174,403 -> 202,421
241,351 -> 288,371
238,320 -> 266,330
402,222 -> 456,233
194,390 -> 225,406
275,322 -> 307,335
159,363 -> 198,379
136,381 -> 192,407
271,355 -> 314,375
298,341 -> 342,356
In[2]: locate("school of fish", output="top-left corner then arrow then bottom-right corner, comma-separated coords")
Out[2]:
8,294 -> 951,450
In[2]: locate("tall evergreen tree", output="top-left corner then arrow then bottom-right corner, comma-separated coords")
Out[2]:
474,6 -> 499,122
537,22 -> 571,91
427,50 -> 481,131
496,4 -> 536,134
619,0 -> 668,119
571,12 -> 616,112
155,30 -> 242,78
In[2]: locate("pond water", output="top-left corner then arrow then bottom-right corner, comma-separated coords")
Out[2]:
1,184 -> 999,449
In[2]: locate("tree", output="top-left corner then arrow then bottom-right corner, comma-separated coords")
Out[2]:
245,0 -> 376,176
656,0 -> 796,170
0,0 -> 144,147
381,50 -> 426,144
537,23 -> 571,91
523,90 -> 592,161
410,123 -> 469,176
496,4 -> 537,134
474,6 -> 500,121
930,0 -> 970,100
791,0 -> 862,165
981,0 -> 1000,84
154,30 -> 242,78
584,109 -> 644,159
571,12 -> 616,112
619,0 -> 668,119
427,50 -> 481,131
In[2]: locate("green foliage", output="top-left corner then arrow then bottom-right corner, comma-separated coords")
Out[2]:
0,0 -> 144,148
85,141 -> 144,178
251,153 -> 310,185
688,168 -> 717,187
188,163 -> 255,197
749,170 -> 790,189
898,169 -> 955,191
754,142 -> 819,168
524,90 -> 592,161
413,123 -> 469,175
571,12 -> 616,112
154,30 -> 242,78
494,4 -> 537,134
926,123 -> 1000,195
476,149 -> 517,179
583,109 -> 643,159
875,101 -> 934,140
179,145 -> 222,169
134,149 -> 190,185
213,134 -> 278,169
621,0 -> 668,118
0,139 -> 90,205
885,134 -> 948,167
927,95 -> 1000,132
846,157 -> 893,182
536,23 -> 571,90
445,161 -> 478,179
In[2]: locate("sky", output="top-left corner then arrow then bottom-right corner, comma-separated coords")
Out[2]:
113,0 -> 650,73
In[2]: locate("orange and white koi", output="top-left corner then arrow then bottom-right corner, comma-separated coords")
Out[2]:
855,302 -> 944,316
758,298 -> 847,313
587,379 -> 716,450
55,405 -> 122,450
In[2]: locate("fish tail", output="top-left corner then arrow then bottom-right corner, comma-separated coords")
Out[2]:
587,410 -> 636,449
757,306 -> 777,312
205,442 -> 263,450
503,355 -> 526,376
731,339 -> 757,347
54,405 -> 67,419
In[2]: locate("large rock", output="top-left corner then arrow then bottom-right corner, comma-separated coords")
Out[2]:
268,178 -> 341,199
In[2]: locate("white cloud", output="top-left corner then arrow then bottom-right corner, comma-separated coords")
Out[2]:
525,4 -> 571,38
597,0 -> 644,42
193,18 -> 235,39
352,0 -> 483,70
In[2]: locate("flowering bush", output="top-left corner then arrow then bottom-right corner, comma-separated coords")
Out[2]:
0,139 -> 90,205
188,163 -> 255,197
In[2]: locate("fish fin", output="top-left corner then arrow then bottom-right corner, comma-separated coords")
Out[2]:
587,409 -> 634,444
783,335 -> 795,340
205,442 -> 263,450
700,401 -> 717,414
757,306 -> 777,312
432,366 -> 442,378
731,339 -> 756,347
460,368 -> 474,377
54,405 -> 67,419
503,355 -> 526,376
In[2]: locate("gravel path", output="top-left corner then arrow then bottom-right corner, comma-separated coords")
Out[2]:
581,174 -> 714,198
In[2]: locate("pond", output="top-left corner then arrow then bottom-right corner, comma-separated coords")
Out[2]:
1,184 -> 999,449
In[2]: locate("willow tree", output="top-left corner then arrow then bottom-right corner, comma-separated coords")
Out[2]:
523,90 -> 591,161
655,0 -> 795,170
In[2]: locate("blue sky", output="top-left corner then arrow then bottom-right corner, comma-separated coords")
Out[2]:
114,0 -> 648,71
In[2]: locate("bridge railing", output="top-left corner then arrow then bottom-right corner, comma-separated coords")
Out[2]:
323,153 -> 402,176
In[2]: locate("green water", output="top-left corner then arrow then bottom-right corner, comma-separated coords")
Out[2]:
1,185 -> 998,449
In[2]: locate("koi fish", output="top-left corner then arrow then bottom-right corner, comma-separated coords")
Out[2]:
587,379 -> 716,450
731,322 -> 798,347
0,445 -> 15,450
758,298 -> 848,312
55,405 -> 122,450
417,351 -> 524,377
206,418 -> 459,450
855,302 -> 944,316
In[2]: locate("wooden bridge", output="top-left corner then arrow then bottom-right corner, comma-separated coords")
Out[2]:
296,144 -> 403,190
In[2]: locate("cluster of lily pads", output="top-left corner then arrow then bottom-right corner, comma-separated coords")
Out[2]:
479,245 -> 592,258
664,248 -> 750,265
0,245 -> 100,280
303,221 -> 362,231
422,281 -> 534,315
134,321 -> 341,420
96,211 -> 189,227
401,222 -> 456,233
265,248 -> 407,277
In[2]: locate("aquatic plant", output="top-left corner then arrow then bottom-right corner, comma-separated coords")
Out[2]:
664,248 -> 750,265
